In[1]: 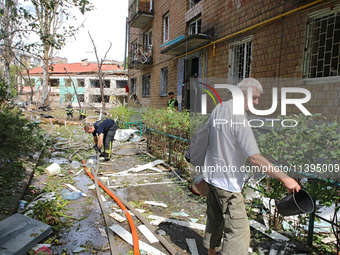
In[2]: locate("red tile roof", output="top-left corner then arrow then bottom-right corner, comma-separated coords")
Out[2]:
28,62 -> 125,75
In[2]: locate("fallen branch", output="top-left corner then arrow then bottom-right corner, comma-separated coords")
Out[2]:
40,118 -> 79,125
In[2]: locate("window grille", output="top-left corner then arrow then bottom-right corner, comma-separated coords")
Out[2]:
229,37 -> 252,85
304,10 -> 340,78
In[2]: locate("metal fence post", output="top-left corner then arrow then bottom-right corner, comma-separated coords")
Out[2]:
168,137 -> 172,164
307,197 -> 316,246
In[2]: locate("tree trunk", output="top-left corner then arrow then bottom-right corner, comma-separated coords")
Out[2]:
42,64 -> 49,105
2,0 -> 15,94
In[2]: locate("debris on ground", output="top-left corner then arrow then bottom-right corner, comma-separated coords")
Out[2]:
258,240 -> 312,255
145,201 -> 168,208
109,224 -> 167,255
186,238 -> 199,255
249,219 -> 289,241
138,225 -> 159,244
148,215 -> 206,231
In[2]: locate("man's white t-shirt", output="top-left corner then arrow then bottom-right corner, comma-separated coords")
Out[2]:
203,99 -> 260,193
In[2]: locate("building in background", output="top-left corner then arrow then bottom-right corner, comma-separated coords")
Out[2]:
127,0 -> 340,120
22,59 -> 128,108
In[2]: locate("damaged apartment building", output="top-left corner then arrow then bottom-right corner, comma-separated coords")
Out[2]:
23,59 -> 128,108
127,0 -> 340,120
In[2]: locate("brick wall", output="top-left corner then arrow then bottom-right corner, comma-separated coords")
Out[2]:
128,0 -> 340,120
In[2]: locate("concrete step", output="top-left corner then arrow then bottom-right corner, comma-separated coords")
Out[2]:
0,213 -> 52,255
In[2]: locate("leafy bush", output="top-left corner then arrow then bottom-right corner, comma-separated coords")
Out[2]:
110,105 -> 140,128
0,77 -> 44,202
254,114 -> 340,244
142,108 -> 190,138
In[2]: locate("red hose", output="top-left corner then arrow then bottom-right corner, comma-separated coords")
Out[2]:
82,159 -> 140,255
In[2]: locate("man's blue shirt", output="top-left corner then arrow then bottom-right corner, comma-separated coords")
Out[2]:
93,119 -> 115,136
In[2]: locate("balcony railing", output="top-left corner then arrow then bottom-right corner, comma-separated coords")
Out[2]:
128,0 -> 153,28
129,44 -> 153,69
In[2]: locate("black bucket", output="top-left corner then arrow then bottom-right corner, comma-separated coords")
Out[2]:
275,189 -> 314,216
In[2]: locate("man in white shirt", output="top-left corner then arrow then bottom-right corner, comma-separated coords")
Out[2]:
202,78 -> 301,255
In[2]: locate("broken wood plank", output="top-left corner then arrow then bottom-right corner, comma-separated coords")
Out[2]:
148,215 -> 206,231
109,212 -> 126,223
145,201 -> 168,208
40,118 -> 79,125
117,160 -> 165,175
148,166 -> 163,172
108,180 -> 185,189
109,224 -> 166,255
248,219 -> 289,241
156,165 -> 168,171
138,225 -> 159,244
186,238 -> 199,255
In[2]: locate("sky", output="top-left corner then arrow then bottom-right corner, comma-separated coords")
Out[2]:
20,1 -> 129,64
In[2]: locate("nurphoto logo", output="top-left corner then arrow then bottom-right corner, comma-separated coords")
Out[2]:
196,81 -> 312,128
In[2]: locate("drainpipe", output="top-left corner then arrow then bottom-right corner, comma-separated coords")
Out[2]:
124,17 -> 129,70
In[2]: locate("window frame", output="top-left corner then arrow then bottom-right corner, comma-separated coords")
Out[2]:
163,13 -> 170,42
303,7 -> 340,79
189,0 -> 201,9
188,17 -> 202,35
160,67 -> 168,97
131,40 -> 138,65
130,77 -> 136,94
142,74 -> 151,97
228,36 -> 252,85
143,29 -> 152,48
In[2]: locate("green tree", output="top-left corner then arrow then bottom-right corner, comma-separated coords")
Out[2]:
0,76 -> 44,200
26,0 -> 92,106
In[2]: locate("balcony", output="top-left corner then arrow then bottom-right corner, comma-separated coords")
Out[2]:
129,45 -> 153,70
128,0 -> 153,28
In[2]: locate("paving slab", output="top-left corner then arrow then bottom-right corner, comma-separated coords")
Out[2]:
0,213 -> 52,255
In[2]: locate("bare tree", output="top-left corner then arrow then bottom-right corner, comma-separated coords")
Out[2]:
88,31 -> 112,110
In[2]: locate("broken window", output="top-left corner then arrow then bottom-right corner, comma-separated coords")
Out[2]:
131,40 -> 138,65
90,79 -> 110,88
160,68 -> 168,96
116,80 -> 128,88
144,29 -> 152,48
303,9 -> 340,78
49,79 -> 59,87
130,78 -> 136,94
189,0 -> 201,8
65,93 -> 74,102
77,95 -> 84,102
90,95 -> 110,103
163,13 -> 170,42
78,79 -> 85,87
228,37 -> 252,85
142,74 -> 151,97
65,79 -> 72,87
188,17 -> 201,35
